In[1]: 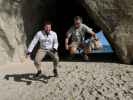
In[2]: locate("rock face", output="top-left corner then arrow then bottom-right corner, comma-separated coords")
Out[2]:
81,0 -> 133,63
0,0 -> 133,64
0,0 -> 26,64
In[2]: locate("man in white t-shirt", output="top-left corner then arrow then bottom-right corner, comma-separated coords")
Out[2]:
26,21 -> 59,77
65,16 -> 97,60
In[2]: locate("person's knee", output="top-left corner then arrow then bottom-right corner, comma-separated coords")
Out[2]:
69,47 -> 77,55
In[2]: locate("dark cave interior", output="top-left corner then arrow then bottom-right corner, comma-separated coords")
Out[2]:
23,0 -> 118,62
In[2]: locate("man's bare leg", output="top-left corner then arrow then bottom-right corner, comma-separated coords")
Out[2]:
83,47 -> 92,61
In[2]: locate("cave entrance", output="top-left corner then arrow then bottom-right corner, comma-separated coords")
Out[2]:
23,0 -> 118,62
56,0 -> 100,57
56,0 -> 117,62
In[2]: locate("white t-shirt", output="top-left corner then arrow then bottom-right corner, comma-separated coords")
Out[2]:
28,31 -> 58,53
66,24 -> 93,42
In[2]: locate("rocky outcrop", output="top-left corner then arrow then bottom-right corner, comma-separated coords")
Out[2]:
81,0 -> 133,63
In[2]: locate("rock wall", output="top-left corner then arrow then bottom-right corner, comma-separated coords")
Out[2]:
81,0 -> 133,63
0,0 -> 26,64
0,0 -> 133,64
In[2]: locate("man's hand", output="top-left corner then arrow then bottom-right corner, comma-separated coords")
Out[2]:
26,52 -> 31,59
94,38 -> 99,41
22,52 -> 32,63
91,32 -> 96,38
51,48 -> 57,54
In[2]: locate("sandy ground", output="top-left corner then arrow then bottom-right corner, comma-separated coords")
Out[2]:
0,60 -> 133,100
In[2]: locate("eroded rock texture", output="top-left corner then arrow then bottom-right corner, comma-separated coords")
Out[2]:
81,0 -> 133,63
0,0 -> 26,64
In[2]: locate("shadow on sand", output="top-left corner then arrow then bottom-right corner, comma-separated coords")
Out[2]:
4,73 -> 55,85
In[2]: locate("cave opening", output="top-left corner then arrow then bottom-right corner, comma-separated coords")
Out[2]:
56,0 -> 101,58
22,0 -> 118,62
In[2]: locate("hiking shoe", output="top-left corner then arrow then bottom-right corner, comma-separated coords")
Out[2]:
53,69 -> 58,77
35,70 -> 42,77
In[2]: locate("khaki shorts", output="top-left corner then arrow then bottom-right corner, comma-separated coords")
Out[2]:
69,42 -> 81,48
69,42 -> 92,54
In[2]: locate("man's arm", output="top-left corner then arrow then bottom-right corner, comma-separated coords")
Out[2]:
65,27 -> 72,50
83,24 -> 97,38
65,34 -> 71,50
27,32 -> 40,54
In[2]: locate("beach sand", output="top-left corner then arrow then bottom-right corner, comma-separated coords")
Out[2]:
0,61 -> 133,100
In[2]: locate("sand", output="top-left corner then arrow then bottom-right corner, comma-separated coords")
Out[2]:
0,61 -> 133,100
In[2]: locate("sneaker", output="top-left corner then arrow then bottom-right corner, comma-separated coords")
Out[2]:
35,70 -> 42,77
53,69 -> 58,77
